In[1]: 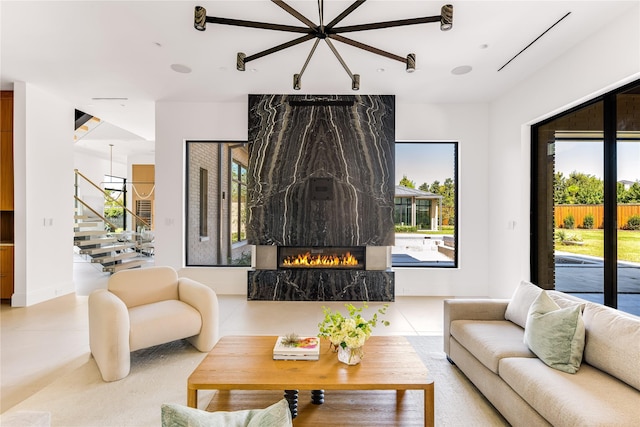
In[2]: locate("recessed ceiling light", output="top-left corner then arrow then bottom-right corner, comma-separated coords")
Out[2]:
154,42 -> 162,48
170,63 -> 192,74
377,68 -> 385,73
479,44 -> 489,49
451,65 -> 472,75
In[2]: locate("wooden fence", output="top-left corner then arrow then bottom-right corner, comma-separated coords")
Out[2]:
555,204 -> 640,229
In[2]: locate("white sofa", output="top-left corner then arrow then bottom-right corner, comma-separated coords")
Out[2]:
444,281 -> 640,426
88,266 -> 219,382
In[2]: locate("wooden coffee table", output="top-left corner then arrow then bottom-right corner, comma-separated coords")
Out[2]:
187,335 -> 434,426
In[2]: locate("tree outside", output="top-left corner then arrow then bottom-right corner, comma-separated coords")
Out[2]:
554,171 -> 640,262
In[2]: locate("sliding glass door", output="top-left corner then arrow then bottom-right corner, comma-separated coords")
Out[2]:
616,86 -> 640,314
531,80 -> 640,316
552,137 -> 604,304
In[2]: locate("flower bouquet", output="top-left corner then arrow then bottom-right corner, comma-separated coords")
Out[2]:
317,302 -> 389,364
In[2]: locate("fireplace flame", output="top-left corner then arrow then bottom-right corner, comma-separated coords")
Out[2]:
282,251 -> 359,267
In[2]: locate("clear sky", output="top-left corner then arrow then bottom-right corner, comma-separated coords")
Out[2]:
395,143 -> 455,187
396,141 -> 639,187
554,141 -> 640,182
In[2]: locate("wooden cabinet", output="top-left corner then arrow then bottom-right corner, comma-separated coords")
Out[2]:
1,91 -> 14,299
0,91 -> 13,132
1,91 -> 14,210
1,132 -> 14,210
0,245 -> 14,299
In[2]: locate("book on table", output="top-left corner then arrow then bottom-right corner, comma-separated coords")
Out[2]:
273,336 -> 320,360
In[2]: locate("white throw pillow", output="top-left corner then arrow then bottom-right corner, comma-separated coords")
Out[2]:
505,281 -> 543,328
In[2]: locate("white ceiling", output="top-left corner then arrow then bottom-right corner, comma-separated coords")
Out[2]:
2,1 -> 638,158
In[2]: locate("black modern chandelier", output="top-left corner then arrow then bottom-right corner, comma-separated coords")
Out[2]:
194,1 -> 453,90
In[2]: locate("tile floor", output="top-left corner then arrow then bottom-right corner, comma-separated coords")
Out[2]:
1,255 -> 450,413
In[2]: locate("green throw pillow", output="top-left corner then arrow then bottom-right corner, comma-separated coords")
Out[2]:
161,399 -> 292,427
523,290 -> 585,374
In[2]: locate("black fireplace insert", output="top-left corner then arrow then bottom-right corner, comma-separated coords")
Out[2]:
278,246 -> 365,270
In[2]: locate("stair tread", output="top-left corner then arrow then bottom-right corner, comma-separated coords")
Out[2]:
79,242 -> 136,255
74,230 -> 108,237
103,259 -> 147,273
91,251 -> 139,263
74,222 -> 101,229
75,237 -> 118,247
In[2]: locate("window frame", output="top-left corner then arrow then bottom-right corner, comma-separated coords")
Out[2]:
185,140 -> 251,267
392,141 -> 459,268
530,79 -> 640,309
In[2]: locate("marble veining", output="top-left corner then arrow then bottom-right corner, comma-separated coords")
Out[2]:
248,270 -> 395,302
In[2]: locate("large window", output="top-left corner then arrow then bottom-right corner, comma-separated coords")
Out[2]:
531,80 -> 640,316
186,141 -> 251,266
393,142 -> 458,267
103,174 -> 126,232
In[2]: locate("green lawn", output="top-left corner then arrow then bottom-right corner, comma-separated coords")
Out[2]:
556,229 -> 640,263
417,226 -> 455,235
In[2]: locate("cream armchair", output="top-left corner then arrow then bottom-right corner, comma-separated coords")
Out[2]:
88,266 -> 219,382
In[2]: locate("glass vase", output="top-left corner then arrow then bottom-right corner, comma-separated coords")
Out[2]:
337,345 -> 363,365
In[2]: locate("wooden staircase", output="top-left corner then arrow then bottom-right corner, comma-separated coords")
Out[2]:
74,214 -> 147,273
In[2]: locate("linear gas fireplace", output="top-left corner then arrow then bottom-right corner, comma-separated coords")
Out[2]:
249,244 -> 393,301
279,246 -> 365,270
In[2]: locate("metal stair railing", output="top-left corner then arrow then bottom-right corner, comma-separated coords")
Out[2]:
74,196 -> 119,231
74,169 -> 152,273
74,169 -> 150,232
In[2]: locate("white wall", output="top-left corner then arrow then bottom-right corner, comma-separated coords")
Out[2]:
154,101 -> 248,294
394,103 -> 491,297
155,100 -> 493,297
487,4 -> 640,298
12,82 -> 75,306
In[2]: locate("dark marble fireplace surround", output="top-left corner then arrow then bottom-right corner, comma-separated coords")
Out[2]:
247,94 -> 395,301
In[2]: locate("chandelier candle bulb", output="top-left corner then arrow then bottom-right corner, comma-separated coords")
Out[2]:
236,53 -> 246,71
406,53 -> 416,73
194,6 -> 206,31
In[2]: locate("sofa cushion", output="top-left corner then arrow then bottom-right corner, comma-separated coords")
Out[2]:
129,300 -> 202,351
450,320 -> 535,374
524,291 -> 585,374
500,357 -> 640,426
505,281 -> 542,328
161,399 -> 292,427
582,303 -> 640,390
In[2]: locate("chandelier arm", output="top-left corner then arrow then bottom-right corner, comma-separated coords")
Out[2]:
208,16 -> 311,34
330,16 -> 440,34
325,0 -> 366,30
271,0 -> 318,30
244,34 -> 316,64
298,39 -> 321,78
324,38 -> 355,80
328,34 -> 406,63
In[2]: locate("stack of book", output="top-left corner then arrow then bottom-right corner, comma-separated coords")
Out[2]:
273,336 -> 320,360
